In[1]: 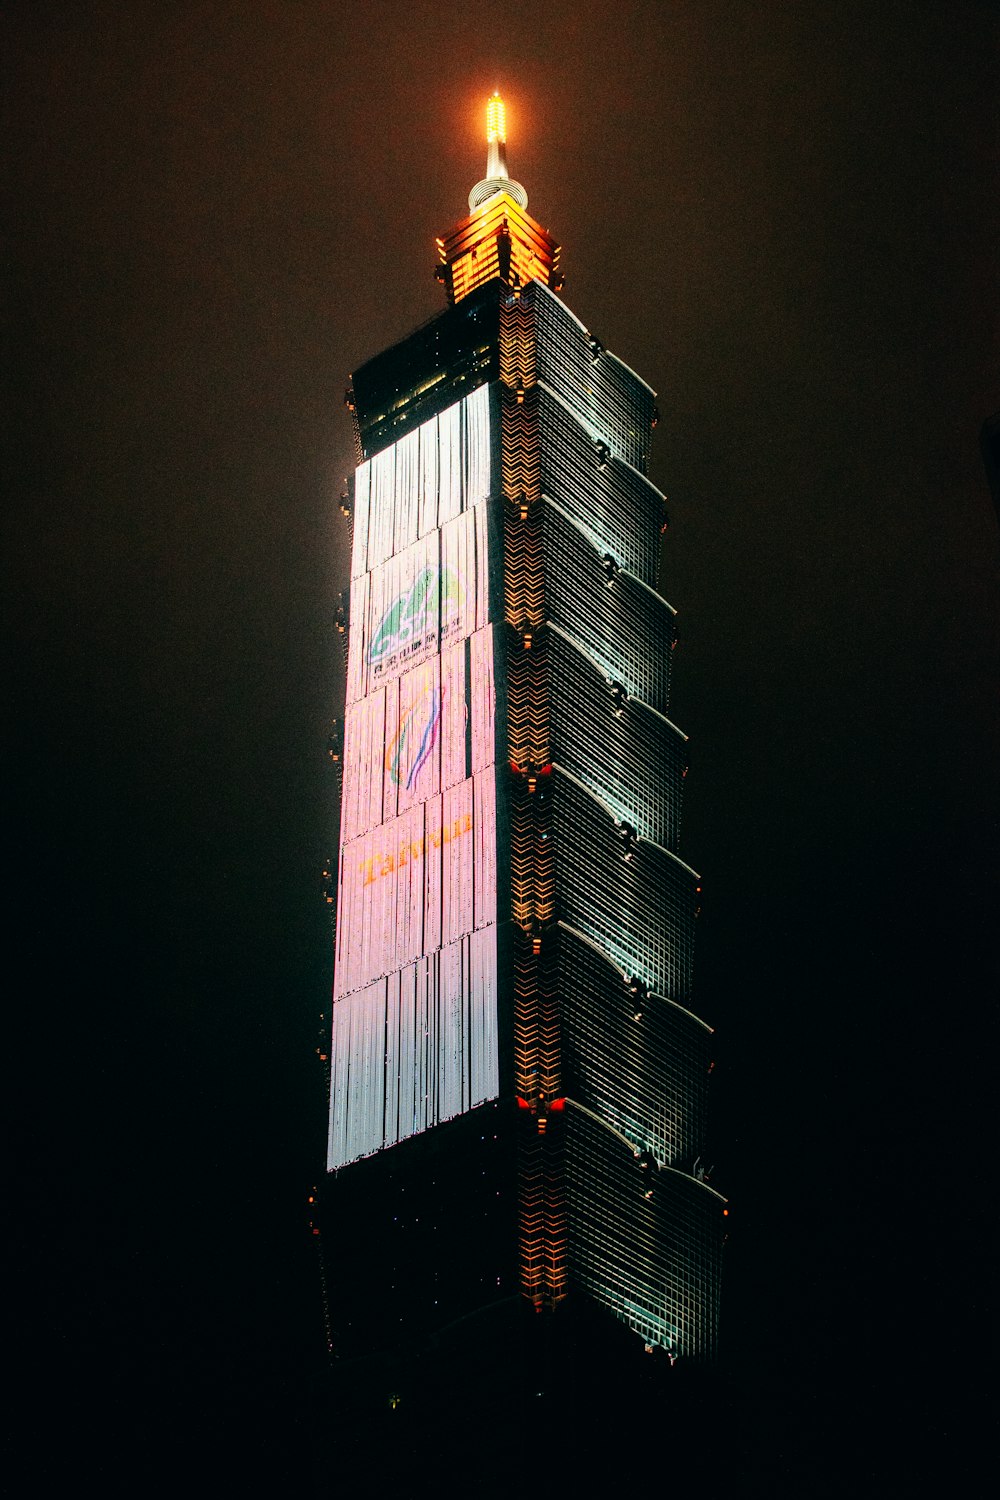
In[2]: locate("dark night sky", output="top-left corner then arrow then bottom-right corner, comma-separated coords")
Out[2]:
7,0 -> 998,1487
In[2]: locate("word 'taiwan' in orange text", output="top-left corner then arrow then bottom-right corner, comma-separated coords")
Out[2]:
360,812 -> 473,885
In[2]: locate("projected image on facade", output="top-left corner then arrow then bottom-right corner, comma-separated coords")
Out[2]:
328,388 -> 500,1169
368,566 -> 464,673
385,672 -> 442,790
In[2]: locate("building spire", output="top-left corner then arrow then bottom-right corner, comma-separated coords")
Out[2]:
469,90 -> 528,212
436,89 -> 560,306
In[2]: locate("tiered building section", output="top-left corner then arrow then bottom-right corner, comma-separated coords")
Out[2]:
498,278 -> 723,1354
322,95 -> 724,1369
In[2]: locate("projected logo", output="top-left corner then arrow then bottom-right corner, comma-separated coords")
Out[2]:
368,566 -> 464,669
386,681 -> 443,789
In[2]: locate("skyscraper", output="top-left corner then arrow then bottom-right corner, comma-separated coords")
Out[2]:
319,94 -> 725,1395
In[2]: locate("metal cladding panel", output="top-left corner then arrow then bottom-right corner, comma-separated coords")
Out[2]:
554,924 -> 711,1168
536,386 -> 663,586
528,281 -> 656,476
500,277 -> 720,1352
506,496 -> 676,718
544,626 -> 687,853
329,389 -> 501,1171
562,1102 -> 724,1360
548,767 -> 697,1006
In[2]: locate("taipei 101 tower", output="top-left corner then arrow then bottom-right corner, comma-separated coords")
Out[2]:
318,93 -> 725,1406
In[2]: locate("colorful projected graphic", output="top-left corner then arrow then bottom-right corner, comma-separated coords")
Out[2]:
328,388 -> 499,1170
345,505 -> 490,706
386,680 -> 442,789
368,564 -> 464,668
340,628 -> 495,842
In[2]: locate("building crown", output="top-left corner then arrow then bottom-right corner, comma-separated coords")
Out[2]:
436,91 -> 561,308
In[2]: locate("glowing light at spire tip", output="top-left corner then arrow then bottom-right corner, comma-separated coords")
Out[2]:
467,88 -> 526,213
486,93 -> 506,144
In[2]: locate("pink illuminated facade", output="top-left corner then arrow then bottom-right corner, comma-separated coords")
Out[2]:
328,386 -> 502,1167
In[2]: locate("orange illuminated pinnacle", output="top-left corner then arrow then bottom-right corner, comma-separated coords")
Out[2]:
486,92 -> 506,144
434,92 -> 562,306
470,91 -> 525,212
482,92 -> 513,193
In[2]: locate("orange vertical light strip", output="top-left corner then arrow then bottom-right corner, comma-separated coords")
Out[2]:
501,296 -> 566,1312
486,93 -> 506,143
